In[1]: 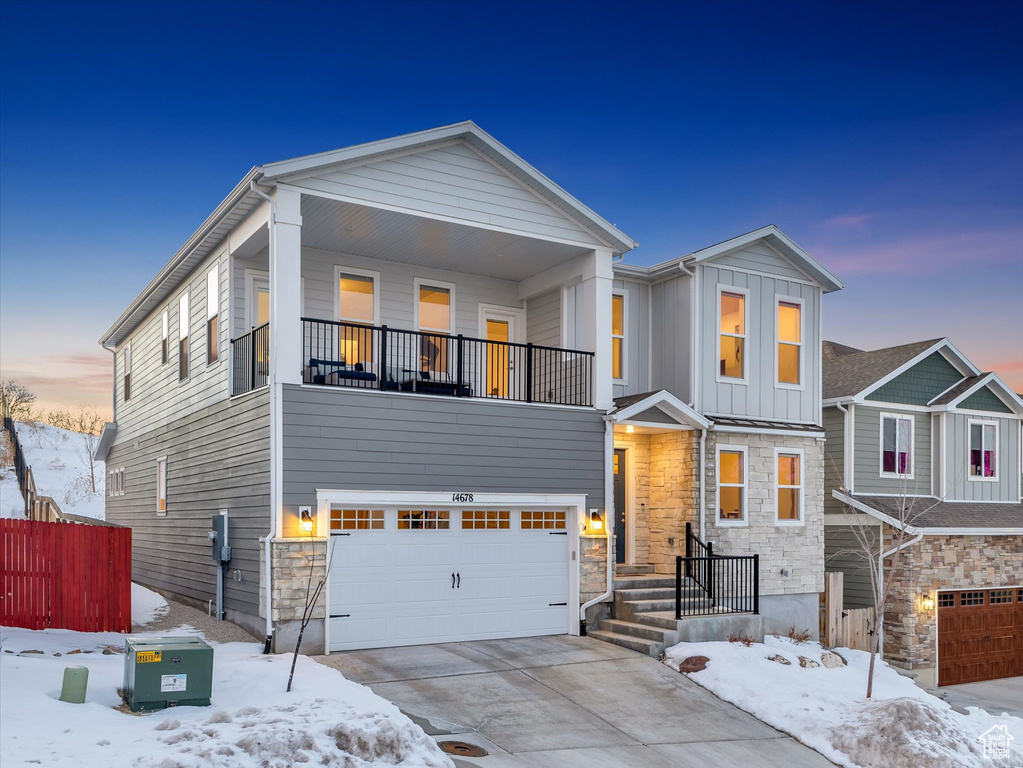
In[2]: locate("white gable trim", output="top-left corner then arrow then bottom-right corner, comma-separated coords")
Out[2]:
610,390 -> 710,430
936,372 -> 1023,414
853,339 -> 980,403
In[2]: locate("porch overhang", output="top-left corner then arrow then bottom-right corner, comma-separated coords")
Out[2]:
608,390 -> 710,431
95,422 -> 117,463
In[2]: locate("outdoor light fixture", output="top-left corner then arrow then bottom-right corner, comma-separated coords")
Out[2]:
920,595 -> 935,612
589,509 -> 604,531
299,509 -> 314,534
626,424 -> 635,434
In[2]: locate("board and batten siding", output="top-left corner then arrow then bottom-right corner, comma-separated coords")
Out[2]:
611,277 -> 650,398
943,411 -> 1020,501
852,404 -> 932,496
824,525 -> 877,609
697,255 -> 821,423
284,142 -> 604,248
113,247 -> 231,443
649,273 -> 692,403
526,288 -> 561,348
280,384 -> 605,537
105,389 -> 270,631
298,247 -> 524,338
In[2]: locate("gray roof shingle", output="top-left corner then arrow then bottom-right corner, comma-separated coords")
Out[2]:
850,494 -> 1022,529
928,374 -> 989,406
823,338 -> 944,400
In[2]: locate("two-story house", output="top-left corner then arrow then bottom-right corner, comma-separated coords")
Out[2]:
821,338 -> 1023,687
97,122 -> 844,657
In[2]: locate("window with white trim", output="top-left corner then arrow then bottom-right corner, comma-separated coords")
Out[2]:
337,269 -> 377,366
330,508 -> 384,531
612,293 -> 625,380
968,420 -> 998,479
777,300 -> 801,386
156,458 -> 167,516
206,264 -> 220,365
123,342 -> 132,402
415,280 -> 453,372
719,290 -> 746,380
178,291 -> 189,381
398,510 -> 450,530
108,468 -> 124,497
880,413 -> 913,477
776,451 -> 802,523
717,446 -> 746,523
161,310 -> 169,365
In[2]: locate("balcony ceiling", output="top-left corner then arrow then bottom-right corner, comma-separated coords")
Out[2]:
300,195 -> 592,282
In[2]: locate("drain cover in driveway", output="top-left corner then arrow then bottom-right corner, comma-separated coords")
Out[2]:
438,740 -> 488,757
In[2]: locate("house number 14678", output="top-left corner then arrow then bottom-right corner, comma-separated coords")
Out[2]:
452,493 -> 474,502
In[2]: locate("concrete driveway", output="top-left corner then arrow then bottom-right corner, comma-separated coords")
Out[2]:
314,635 -> 834,767
936,676 -> 1023,720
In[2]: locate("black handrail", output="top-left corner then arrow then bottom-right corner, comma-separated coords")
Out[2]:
675,551 -> 759,619
301,318 -> 595,407
231,322 -> 270,395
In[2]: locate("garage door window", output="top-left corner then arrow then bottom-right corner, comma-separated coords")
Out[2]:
462,510 -> 510,529
398,510 -> 450,530
961,591 -> 985,606
990,590 -> 1013,604
331,508 -> 384,531
938,593 -> 954,608
521,511 -> 566,530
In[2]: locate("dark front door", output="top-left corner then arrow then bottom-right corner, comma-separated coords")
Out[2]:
613,449 -> 627,564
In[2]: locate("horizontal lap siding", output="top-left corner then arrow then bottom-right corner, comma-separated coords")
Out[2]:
824,526 -> 877,609
527,289 -> 561,347
945,412 -> 1019,501
288,143 -> 603,247
105,390 -> 269,620
300,247 -> 523,337
853,405 -> 932,495
823,406 -> 845,512
114,247 -> 231,443
281,384 -> 605,513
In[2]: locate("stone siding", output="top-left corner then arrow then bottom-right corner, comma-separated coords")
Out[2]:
614,432 -> 651,566
704,432 -> 825,596
581,535 -> 609,604
884,533 -> 1023,670
648,431 -> 700,573
258,537 -> 327,622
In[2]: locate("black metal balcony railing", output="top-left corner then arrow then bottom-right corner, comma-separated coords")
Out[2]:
231,322 -> 269,395
302,318 -> 595,407
676,523 -> 759,619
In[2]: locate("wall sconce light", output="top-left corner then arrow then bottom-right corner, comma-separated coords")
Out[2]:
589,509 -> 604,531
299,509 -> 314,534
920,595 -> 935,612
625,424 -> 635,434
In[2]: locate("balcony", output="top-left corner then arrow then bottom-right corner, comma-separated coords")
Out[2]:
231,319 -> 595,407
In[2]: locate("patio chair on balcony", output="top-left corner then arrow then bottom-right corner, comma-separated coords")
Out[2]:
307,357 -> 378,386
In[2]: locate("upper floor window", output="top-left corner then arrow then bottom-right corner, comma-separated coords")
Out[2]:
880,413 -> 913,477
719,289 -> 746,380
776,450 -> 803,523
416,279 -> 453,372
206,264 -> 220,365
612,293 -> 625,380
337,268 -> 378,366
178,291 -> 189,381
161,310 -> 169,364
777,299 -> 802,386
969,420 -> 998,480
717,446 -> 747,524
123,342 -> 132,402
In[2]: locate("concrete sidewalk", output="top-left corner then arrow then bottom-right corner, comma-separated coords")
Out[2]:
314,635 -> 834,767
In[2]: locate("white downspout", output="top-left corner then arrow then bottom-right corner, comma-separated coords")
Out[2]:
580,416 -> 615,632
249,180 -> 277,651
678,260 -> 696,406
699,427 -> 707,541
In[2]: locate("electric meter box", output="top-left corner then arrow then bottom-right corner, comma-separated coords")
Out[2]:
123,636 -> 214,712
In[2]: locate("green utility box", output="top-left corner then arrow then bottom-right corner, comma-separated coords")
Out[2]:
123,636 -> 214,712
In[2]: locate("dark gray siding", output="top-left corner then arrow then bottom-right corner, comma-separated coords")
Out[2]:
106,389 -> 270,624
824,526 -> 877,609
281,385 -> 605,526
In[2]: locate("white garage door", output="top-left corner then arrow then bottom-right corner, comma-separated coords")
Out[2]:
327,507 -> 571,652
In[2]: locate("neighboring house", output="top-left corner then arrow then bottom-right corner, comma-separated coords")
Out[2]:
96,121 -> 842,656
821,338 -> 1023,687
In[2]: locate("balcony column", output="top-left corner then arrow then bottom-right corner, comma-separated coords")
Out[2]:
271,188 -> 303,385
581,248 -> 614,411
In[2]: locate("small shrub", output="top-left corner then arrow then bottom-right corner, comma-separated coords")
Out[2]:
727,634 -> 754,646
787,626 -> 813,644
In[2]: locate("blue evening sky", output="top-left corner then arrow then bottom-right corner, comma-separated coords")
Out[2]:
1,0 -> 1021,413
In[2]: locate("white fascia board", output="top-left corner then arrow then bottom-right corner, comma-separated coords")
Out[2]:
94,422 -> 117,463
611,390 -> 710,429
854,340 -> 949,402
942,373 -> 1023,414
939,339 -> 983,377
261,121 -> 637,255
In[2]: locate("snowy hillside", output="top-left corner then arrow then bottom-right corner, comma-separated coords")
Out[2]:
0,422 -> 105,520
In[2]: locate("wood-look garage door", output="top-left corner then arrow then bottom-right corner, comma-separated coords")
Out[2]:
937,587 -> 1023,686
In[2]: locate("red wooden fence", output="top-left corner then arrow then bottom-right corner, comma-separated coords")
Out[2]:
0,519 -> 132,632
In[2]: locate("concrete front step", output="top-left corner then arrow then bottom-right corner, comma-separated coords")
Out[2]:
597,618 -> 670,642
617,597 -> 715,617
587,628 -> 664,657
612,576 -> 676,591
615,564 -> 655,576
615,586 -> 705,601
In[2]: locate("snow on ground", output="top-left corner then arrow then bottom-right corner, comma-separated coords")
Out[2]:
132,583 -> 170,626
664,635 -> 1023,768
2,421 -> 105,520
0,621 -> 453,768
